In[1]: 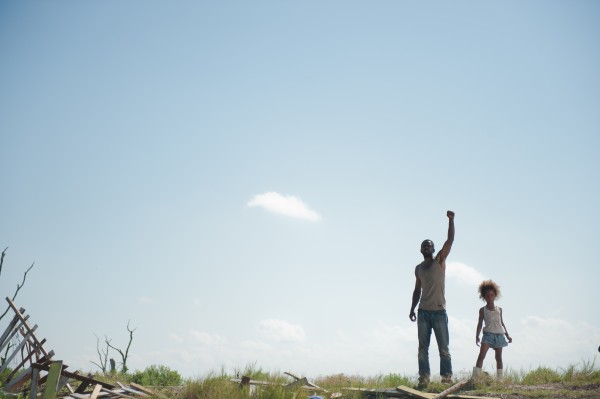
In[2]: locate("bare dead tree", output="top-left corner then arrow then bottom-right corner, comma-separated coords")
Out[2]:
105,321 -> 136,373
90,334 -> 110,374
0,247 -> 34,366
0,247 -> 35,321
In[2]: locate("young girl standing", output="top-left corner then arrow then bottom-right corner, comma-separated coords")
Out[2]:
473,280 -> 512,380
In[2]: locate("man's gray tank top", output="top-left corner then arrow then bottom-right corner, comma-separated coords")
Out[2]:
417,259 -> 446,310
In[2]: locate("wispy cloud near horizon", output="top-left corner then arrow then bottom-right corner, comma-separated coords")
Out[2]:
258,319 -> 306,342
446,262 -> 485,286
247,192 -> 321,222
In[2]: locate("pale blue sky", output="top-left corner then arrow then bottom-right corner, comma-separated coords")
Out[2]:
1,1 -> 599,379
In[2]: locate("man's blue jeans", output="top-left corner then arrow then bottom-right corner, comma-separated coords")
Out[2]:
417,309 -> 452,379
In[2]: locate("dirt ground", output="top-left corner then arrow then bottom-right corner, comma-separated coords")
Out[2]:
462,382 -> 600,399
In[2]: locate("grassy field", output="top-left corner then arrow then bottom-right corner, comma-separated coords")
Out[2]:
175,360 -> 600,399
141,360 -> 600,399
2,360 -> 599,399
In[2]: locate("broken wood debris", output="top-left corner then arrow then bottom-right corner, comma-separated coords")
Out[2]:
395,384 -> 498,399
2,297 -> 497,399
232,372 -> 330,397
0,298 -> 157,399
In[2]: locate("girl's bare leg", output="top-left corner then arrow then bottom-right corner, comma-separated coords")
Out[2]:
495,348 -> 503,370
476,343 -> 490,368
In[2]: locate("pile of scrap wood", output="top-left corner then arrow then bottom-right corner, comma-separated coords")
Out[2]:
344,383 -> 499,399
0,298 -> 160,399
231,371 -> 336,398
231,374 -> 499,399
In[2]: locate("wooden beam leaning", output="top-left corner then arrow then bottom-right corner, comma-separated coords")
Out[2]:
0,309 -> 25,348
130,383 -> 157,394
396,384 -> 500,399
4,367 -> 34,393
32,363 -> 117,390
431,380 -> 468,399
0,314 -> 30,353
90,384 -> 103,399
29,367 -> 40,399
396,385 -> 434,398
7,340 -> 49,382
42,361 -> 63,399
0,325 -> 38,374
74,381 -> 91,394
6,297 -> 48,357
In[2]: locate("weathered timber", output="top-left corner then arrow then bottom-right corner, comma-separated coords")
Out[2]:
7,338 -> 48,381
128,383 -> 157,396
4,367 -> 33,393
0,309 -> 25,347
6,298 -> 48,357
431,380 -> 472,399
32,363 -> 116,390
90,384 -> 103,399
0,315 -> 29,353
395,384 -> 499,399
42,361 -> 63,399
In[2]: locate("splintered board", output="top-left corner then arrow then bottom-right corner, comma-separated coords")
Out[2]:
395,385 -> 498,399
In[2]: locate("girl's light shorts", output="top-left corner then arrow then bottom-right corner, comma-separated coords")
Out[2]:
482,332 -> 508,348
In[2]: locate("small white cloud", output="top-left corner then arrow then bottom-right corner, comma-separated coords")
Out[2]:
247,192 -> 321,222
446,262 -> 485,286
258,319 -> 306,342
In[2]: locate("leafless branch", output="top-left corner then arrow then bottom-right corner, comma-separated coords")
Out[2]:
0,249 -> 35,321
90,334 -> 110,373
105,322 -> 136,373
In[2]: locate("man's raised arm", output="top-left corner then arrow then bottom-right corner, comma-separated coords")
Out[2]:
436,210 -> 455,263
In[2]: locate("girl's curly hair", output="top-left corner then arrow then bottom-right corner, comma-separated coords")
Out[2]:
478,279 -> 501,300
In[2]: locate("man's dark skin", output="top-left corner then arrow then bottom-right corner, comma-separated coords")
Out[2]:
409,210 -> 455,321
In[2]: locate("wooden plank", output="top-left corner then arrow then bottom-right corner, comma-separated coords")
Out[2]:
284,372 -> 327,392
342,387 -> 412,398
432,380 -> 469,399
32,363 -> 116,390
396,385 -> 434,399
0,315 -> 29,353
4,367 -> 33,393
90,384 -> 103,399
230,378 -> 282,387
100,388 -> 139,399
0,312 -> 24,348
0,325 -> 38,374
395,385 -> 499,399
66,383 -> 76,394
116,382 -> 147,397
42,361 -> 63,399
129,382 -> 170,399
129,383 -> 158,396
285,377 -> 310,389
7,339 -> 48,381
5,298 -> 48,357
75,381 -> 91,394
58,375 -> 71,393
29,368 -> 40,399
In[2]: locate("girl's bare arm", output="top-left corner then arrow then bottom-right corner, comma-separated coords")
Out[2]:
500,307 -> 512,343
475,307 -> 484,346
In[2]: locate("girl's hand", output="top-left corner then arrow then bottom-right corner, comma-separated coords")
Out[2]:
476,337 -> 480,347
507,335 -> 513,343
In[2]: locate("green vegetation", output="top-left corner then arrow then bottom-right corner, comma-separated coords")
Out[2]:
1,360 -> 599,398
131,365 -> 182,387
